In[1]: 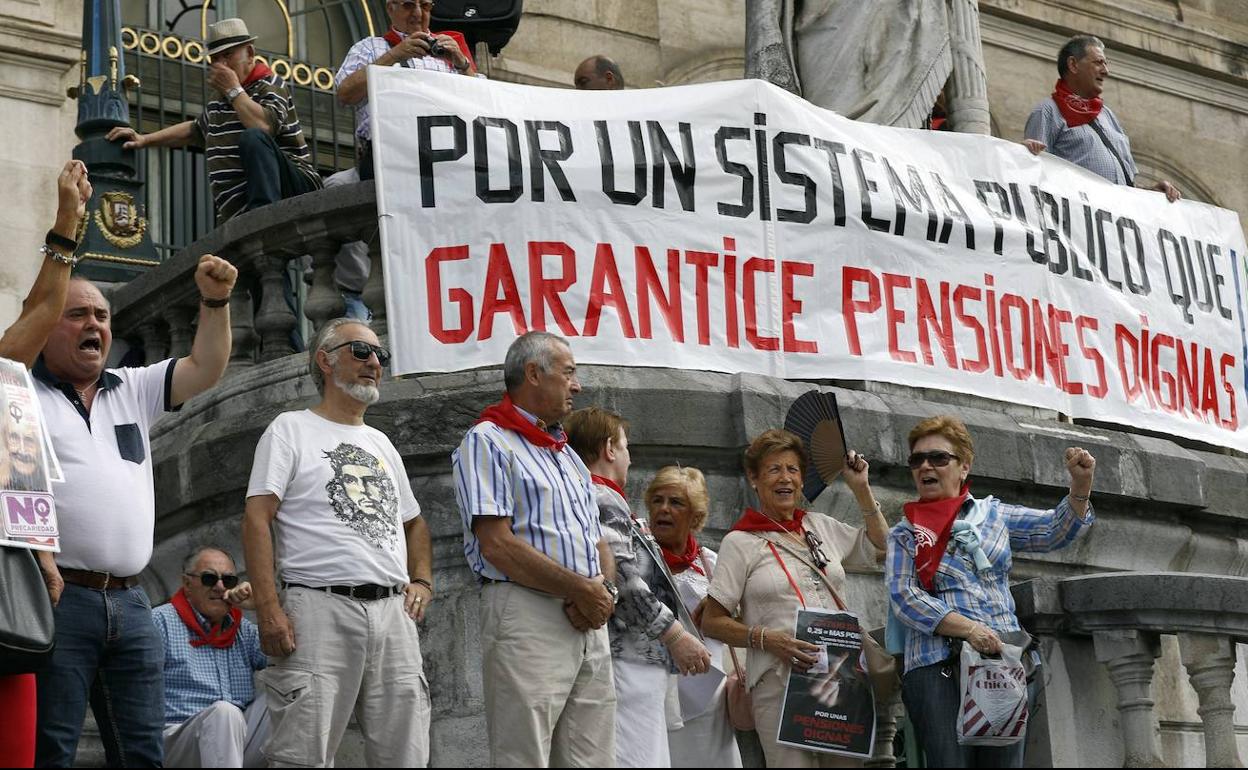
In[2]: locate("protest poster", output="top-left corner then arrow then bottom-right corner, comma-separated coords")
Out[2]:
777,608 -> 876,759
371,70 -> 1248,452
0,356 -> 60,551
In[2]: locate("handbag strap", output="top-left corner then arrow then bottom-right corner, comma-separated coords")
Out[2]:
1086,118 -> 1135,186
756,532 -> 849,612
767,541 -> 808,609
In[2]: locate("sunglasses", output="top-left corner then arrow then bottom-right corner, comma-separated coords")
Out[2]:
907,450 -> 959,470
186,571 -> 240,589
327,340 -> 391,367
803,529 -> 830,571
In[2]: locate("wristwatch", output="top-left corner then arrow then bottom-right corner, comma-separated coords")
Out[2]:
602,578 -> 619,603
225,85 -> 245,102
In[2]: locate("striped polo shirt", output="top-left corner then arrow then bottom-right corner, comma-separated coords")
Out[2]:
193,72 -> 321,221
452,407 -> 603,582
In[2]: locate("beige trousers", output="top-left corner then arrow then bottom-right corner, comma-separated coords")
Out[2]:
260,587 -> 431,768
163,698 -> 269,768
481,582 -> 616,768
751,668 -> 863,768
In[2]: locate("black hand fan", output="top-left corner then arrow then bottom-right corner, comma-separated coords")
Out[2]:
783,390 -> 848,502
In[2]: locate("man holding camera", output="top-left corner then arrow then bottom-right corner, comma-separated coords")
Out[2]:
335,0 -> 477,180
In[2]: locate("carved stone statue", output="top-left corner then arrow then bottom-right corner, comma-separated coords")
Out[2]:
745,0 -> 991,134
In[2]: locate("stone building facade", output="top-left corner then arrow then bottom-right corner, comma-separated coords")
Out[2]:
2,2 -> 1247,767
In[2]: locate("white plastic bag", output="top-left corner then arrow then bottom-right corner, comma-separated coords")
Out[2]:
957,641 -> 1028,746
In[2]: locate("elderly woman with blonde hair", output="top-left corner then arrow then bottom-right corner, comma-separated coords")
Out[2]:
643,465 -> 742,768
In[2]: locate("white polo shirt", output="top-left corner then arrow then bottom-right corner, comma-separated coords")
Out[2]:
33,357 -> 178,576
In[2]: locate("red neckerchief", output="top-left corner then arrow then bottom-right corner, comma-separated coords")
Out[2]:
1052,78 -> 1103,128
477,393 -> 566,452
590,474 -> 625,499
383,27 -> 405,47
903,484 -> 971,591
730,507 -> 807,534
383,27 -> 474,69
241,61 -> 273,87
662,533 -> 704,575
170,588 -> 241,649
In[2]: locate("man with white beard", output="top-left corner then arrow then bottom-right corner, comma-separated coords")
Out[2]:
242,318 -> 434,767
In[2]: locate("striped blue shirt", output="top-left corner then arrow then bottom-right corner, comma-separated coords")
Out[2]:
452,406 -> 603,581
887,494 -> 1093,673
152,602 -> 267,724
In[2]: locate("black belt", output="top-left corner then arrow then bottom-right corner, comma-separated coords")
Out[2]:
283,582 -> 403,601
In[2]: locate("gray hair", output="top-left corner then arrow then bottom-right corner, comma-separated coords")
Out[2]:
308,318 -> 371,395
1057,35 -> 1104,77
503,331 -> 570,392
181,544 -> 235,575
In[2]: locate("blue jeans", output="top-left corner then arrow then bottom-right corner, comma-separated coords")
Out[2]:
902,660 -> 1025,768
35,583 -> 165,768
237,127 -> 320,214
341,290 -> 372,321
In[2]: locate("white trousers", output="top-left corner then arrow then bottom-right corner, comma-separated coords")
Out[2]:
259,587 -> 431,768
163,698 -> 269,768
481,582 -> 616,768
613,659 -> 672,767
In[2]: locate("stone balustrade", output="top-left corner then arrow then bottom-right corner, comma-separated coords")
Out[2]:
110,183 -> 381,367
1014,574 -> 1248,768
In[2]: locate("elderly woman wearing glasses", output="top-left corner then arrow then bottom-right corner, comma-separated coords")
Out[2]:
878,415 -> 1096,768
702,429 -> 887,767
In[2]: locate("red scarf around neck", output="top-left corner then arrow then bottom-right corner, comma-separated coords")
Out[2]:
1052,78 -> 1103,128
661,533 -> 704,575
477,393 -> 566,452
590,474 -> 626,499
383,26 -> 406,47
903,485 -> 971,591
242,61 -> 272,87
170,588 -> 241,649
730,507 -> 807,534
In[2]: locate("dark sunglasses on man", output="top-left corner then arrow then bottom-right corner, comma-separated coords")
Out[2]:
326,339 -> 392,367
907,450 -> 959,470
186,571 -> 240,589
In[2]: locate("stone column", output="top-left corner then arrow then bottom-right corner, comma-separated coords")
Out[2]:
867,686 -> 905,767
945,0 -> 991,135
1177,633 -> 1243,768
304,237 -> 346,333
229,281 -> 258,369
1093,629 -> 1164,768
137,321 -> 169,366
253,248 -> 297,363
163,304 -> 196,359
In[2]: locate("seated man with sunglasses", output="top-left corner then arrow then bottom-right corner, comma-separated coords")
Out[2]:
152,545 -> 268,768
243,318 -> 433,767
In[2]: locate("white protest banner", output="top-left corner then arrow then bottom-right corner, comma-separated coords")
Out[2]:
371,69 -> 1248,452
